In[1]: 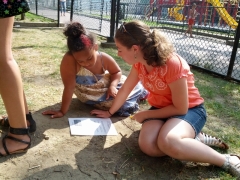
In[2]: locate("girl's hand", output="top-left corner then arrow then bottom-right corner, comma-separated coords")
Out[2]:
106,86 -> 118,99
42,110 -> 64,119
91,109 -> 111,118
130,111 -> 146,123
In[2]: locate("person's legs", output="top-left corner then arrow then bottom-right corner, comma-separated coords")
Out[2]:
138,120 -> 165,157
184,27 -> 189,36
63,1 -> 66,16
0,17 -> 30,155
138,118 -> 240,176
0,91 -> 36,131
138,104 -> 239,176
145,106 -> 229,149
21,92 -> 36,133
185,19 -> 191,35
185,19 -> 194,37
189,25 -> 193,37
158,118 -> 224,164
0,91 -> 36,134
60,2 -> 63,16
157,118 -> 240,170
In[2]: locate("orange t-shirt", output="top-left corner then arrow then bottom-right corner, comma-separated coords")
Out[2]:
134,53 -> 204,108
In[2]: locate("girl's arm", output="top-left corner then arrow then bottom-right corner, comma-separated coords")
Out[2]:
60,54 -> 77,115
194,10 -> 199,18
91,67 -> 139,117
133,77 -> 188,123
102,52 -> 122,99
42,53 -> 77,118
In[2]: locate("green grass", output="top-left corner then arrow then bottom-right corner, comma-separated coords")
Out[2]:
193,70 -> 240,122
100,47 -> 132,74
15,12 -> 56,23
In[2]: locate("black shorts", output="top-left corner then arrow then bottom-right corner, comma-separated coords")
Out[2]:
0,0 -> 30,18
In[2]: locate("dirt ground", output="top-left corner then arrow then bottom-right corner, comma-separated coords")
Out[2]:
0,28 -> 233,180
0,101 -> 225,180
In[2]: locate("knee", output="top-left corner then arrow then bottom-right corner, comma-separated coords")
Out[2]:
158,135 -> 181,157
138,137 -> 161,157
139,141 -> 155,156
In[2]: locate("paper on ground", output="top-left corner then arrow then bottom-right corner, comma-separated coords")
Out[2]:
68,118 -> 118,135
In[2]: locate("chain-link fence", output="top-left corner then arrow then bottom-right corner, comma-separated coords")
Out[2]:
70,0 -> 111,36
124,1 -> 240,82
28,0 -> 59,21
28,0 -> 240,82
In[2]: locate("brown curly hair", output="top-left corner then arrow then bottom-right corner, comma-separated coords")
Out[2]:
63,22 -> 96,52
115,20 -> 175,66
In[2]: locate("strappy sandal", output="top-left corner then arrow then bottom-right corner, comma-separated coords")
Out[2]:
195,132 -> 229,149
0,127 -> 31,157
0,112 -> 36,133
222,154 -> 240,177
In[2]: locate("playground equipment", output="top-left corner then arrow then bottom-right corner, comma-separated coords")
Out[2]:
206,0 -> 238,29
144,0 -> 157,19
168,0 -> 186,21
167,0 -> 238,29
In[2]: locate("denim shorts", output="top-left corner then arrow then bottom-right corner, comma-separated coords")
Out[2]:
142,104 -> 207,136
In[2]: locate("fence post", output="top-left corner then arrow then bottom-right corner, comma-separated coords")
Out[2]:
226,18 -> 240,80
70,0 -> 74,21
116,0 -> 120,30
35,0 -> 38,15
57,0 -> 60,27
99,0 -> 104,32
107,0 -> 117,42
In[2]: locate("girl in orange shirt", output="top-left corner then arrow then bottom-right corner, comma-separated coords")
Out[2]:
92,20 -> 240,177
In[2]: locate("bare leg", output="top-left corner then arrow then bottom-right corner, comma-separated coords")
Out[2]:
157,118 -> 230,166
0,91 -> 35,131
63,2 -> 66,16
23,92 -> 30,115
185,25 -> 190,36
189,25 -> 193,37
0,17 -> 30,155
139,118 -> 240,176
139,120 -> 165,157
1,91 -> 28,116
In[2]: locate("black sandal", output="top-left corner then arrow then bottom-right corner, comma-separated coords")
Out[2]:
0,112 -> 36,133
0,127 -> 31,157
0,117 -> 9,127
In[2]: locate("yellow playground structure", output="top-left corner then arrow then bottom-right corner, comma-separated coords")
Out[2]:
168,0 -> 239,29
168,0 -> 186,21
